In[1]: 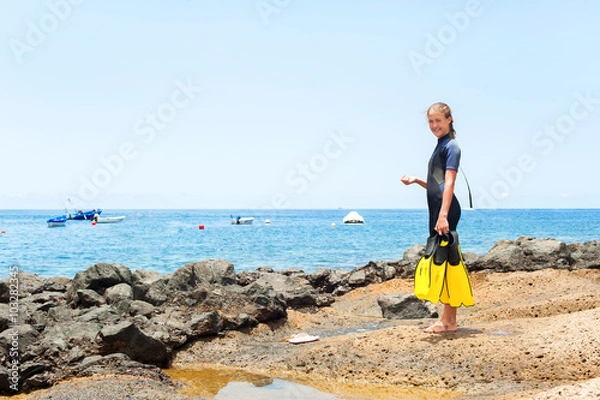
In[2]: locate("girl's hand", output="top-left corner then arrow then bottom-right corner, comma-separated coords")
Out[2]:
401,175 -> 415,185
435,216 -> 449,235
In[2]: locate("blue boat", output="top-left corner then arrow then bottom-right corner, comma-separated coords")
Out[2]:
47,216 -> 67,227
67,209 -> 101,220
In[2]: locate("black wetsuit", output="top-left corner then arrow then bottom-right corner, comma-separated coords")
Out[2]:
427,134 -> 461,236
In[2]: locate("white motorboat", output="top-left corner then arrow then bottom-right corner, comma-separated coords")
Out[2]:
93,215 -> 126,224
343,211 -> 364,224
231,216 -> 254,225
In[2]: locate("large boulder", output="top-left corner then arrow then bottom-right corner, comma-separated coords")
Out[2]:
167,259 -> 236,292
240,281 -> 288,321
0,272 -> 67,303
472,236 -> 572,272
310,261 -> 408,296
43,321 -> 102,349
131,269 -> 163,300
104,283 -> 133,304
127,300 -> 156,318
378,294 -> 438,319
253,273 -> 334,308
402,244 -> 426,273
0,324 -> 39,353
142,277 -> 171,306
137,260 -> 237,306
75,289 -> 106,308
98,321 -> 169,367
67,263 -> 133,305
307,269 -> 351,295
146,309 -> 224,348
568,239 -> 600,269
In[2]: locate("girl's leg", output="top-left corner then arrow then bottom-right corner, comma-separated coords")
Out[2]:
424,196 -> 461,333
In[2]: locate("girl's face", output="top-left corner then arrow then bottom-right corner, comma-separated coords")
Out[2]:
427,112 -> 452,138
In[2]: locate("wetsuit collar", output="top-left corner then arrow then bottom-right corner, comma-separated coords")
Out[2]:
437,133 -> 451,144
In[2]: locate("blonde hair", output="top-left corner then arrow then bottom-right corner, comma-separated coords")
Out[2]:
427,102 -> 456,139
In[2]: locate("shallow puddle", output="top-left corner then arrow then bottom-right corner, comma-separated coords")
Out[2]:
165,367 -> 337,399
490,330 -> 513,335
165,365 -> 462,400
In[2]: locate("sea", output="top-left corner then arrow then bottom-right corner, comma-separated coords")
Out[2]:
1,208 -> 599,280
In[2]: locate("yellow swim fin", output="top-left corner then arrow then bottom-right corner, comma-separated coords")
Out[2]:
414,256 -> 431,298
414,235 -> 449,304
439,233 -> 474,307
414,253 -> 434,299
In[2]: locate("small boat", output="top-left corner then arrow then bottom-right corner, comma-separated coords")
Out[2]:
47,216 -> 67,227
343,211 -> 364,224
231,215 -> 254,225
68,209 -> 102,220
93,215 -> 125,224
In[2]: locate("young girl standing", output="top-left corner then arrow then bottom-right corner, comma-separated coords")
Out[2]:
401,102 -> 472,333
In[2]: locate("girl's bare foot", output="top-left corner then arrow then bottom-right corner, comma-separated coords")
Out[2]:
422,321 -> 436,329
423,320 -> 457,334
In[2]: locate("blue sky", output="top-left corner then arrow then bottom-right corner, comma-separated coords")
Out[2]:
1,0 -> 599,209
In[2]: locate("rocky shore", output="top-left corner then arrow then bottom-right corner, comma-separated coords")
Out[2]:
1,236 -> 599,399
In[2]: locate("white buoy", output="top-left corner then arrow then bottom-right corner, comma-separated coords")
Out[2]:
331,223 -> 336,228
265,219 -> 271,224
342,211 -> 364,224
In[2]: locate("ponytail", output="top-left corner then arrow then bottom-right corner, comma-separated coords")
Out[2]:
449,121 -> 456,139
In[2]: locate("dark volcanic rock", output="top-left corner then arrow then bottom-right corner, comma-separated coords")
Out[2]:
105,283 -> 134,304
240,281 -> 288,321
0,324 -> 39,352
378,294 -> 438,319
128,300 -> 156,317
98,321 -> 170,367
0,271 -> 64,303
66,263 -> 133,305
75,289 -> 106,308
131,269 -> 163,301
252,273 -> 333,308
471,236 -> 572,272
167,259 -> 236,292
568,239 -> 600,269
